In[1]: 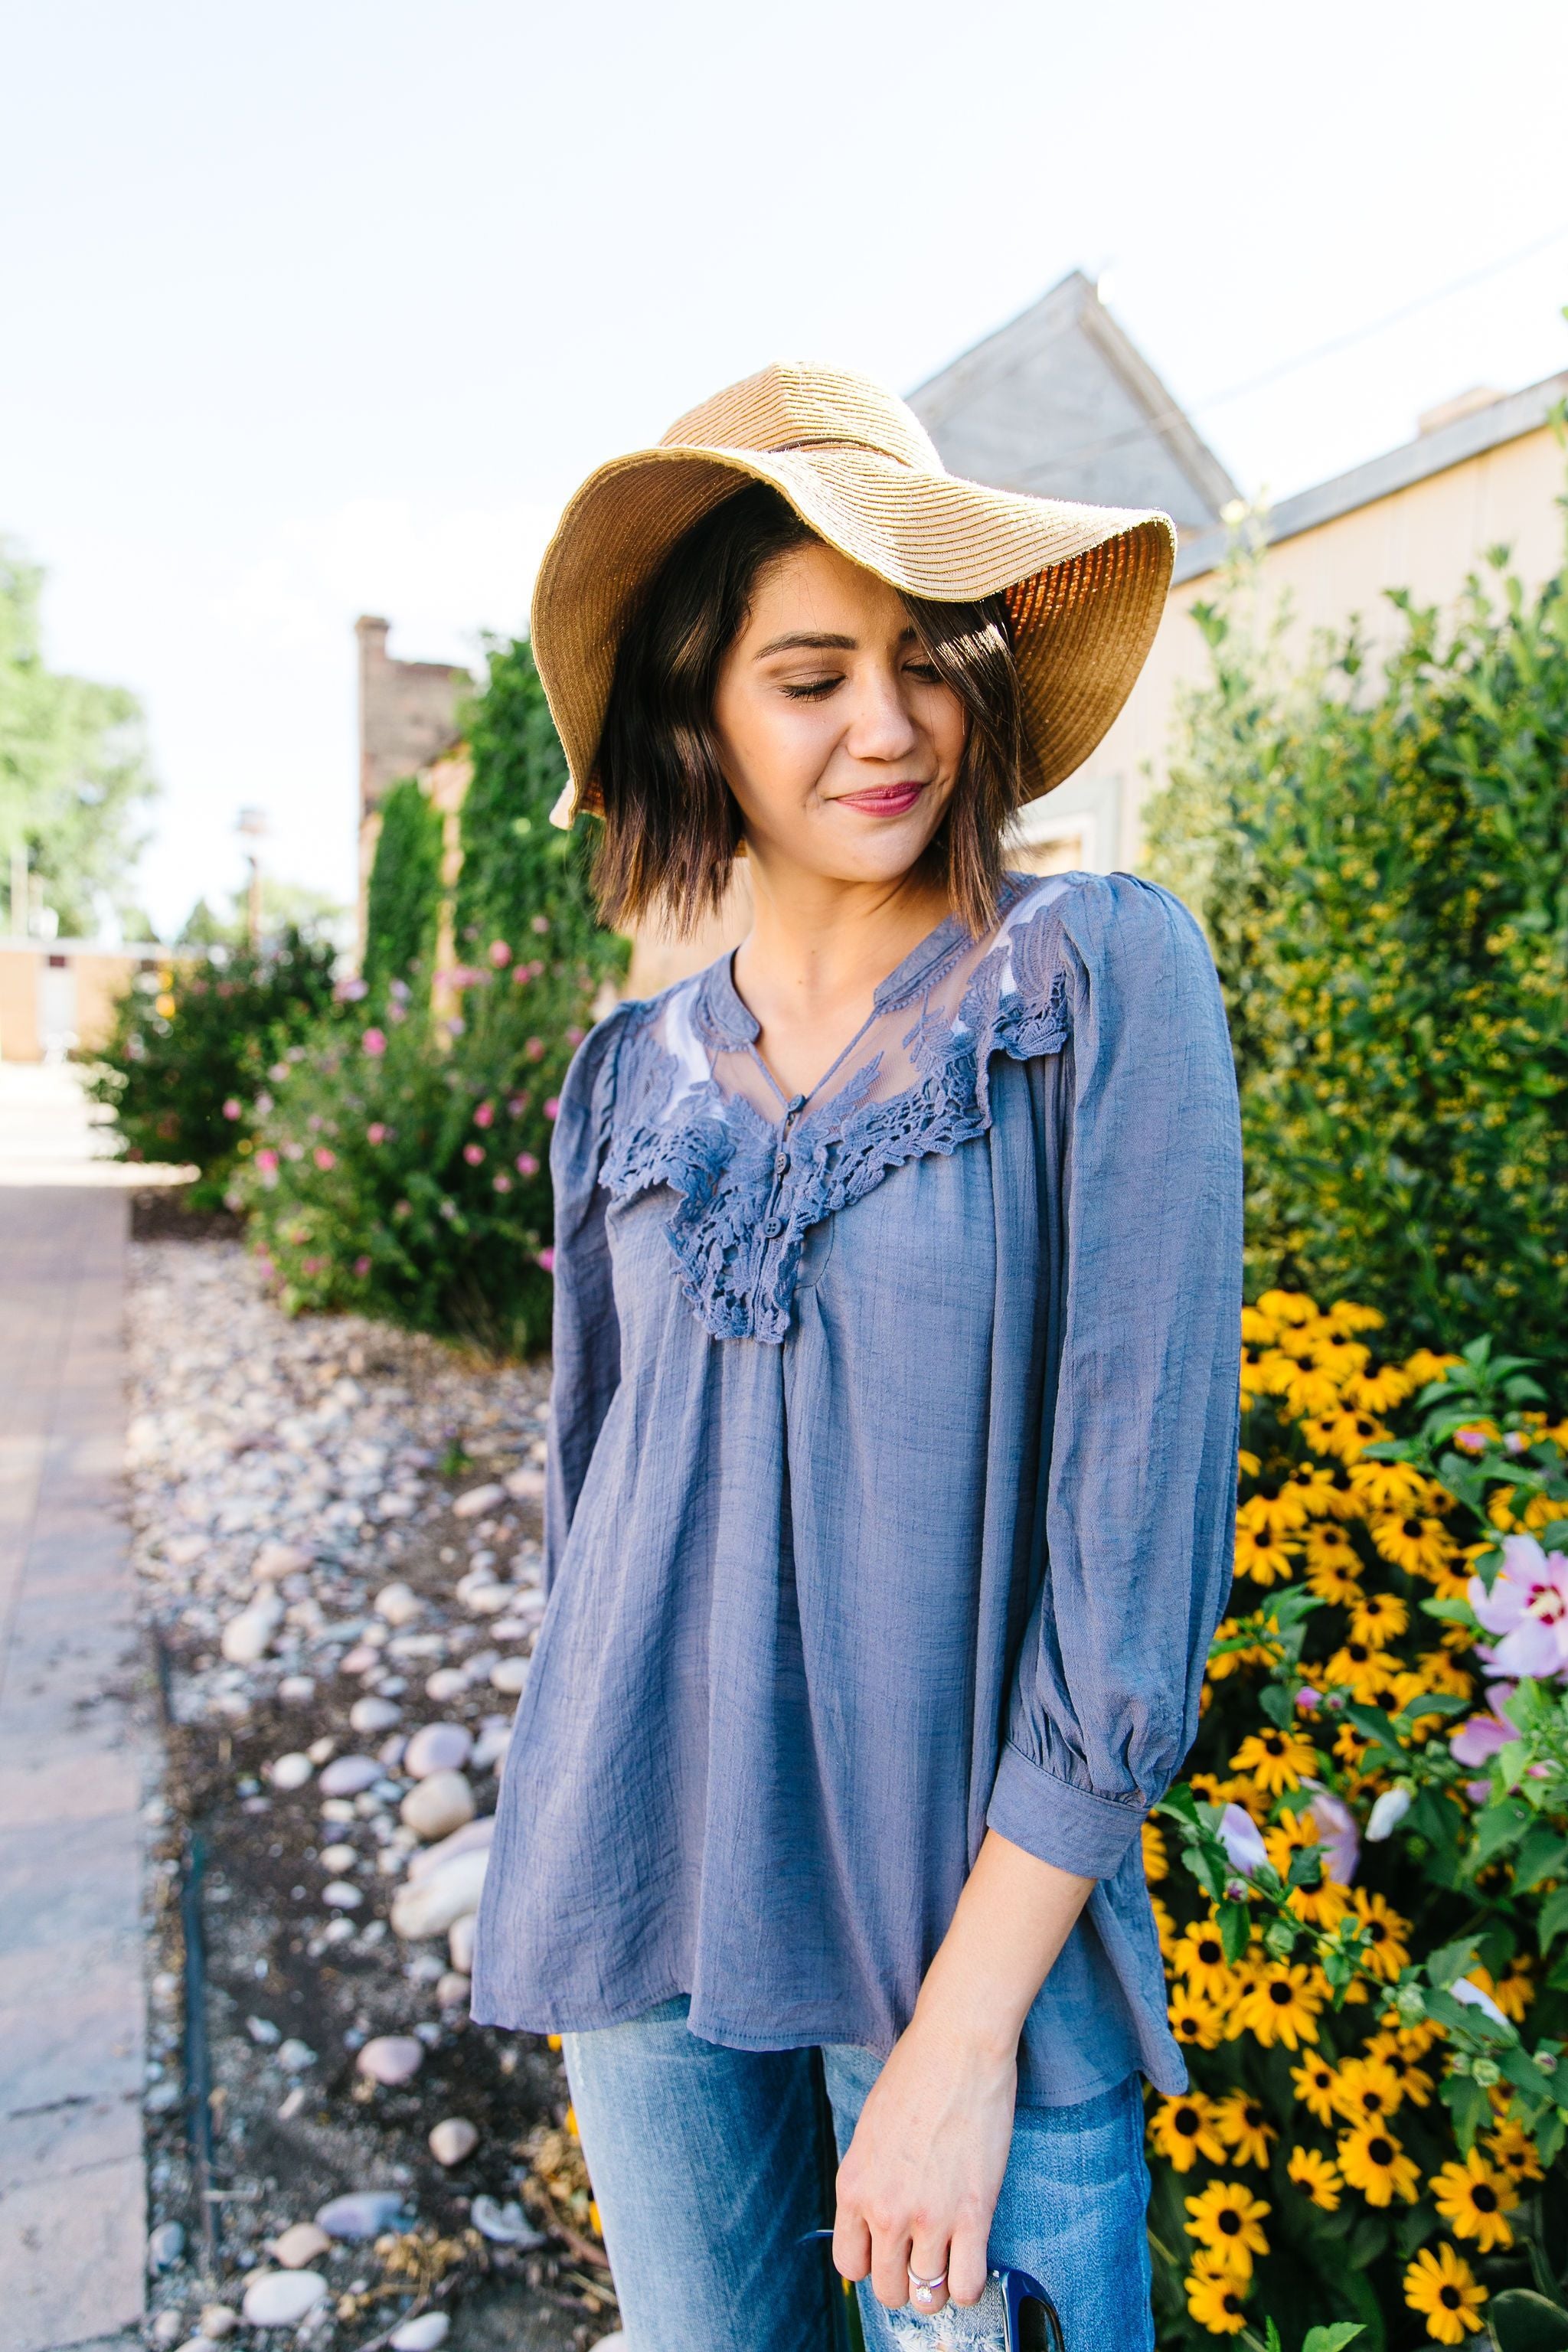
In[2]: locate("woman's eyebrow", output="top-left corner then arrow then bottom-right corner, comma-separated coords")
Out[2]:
753,630 -> 858,658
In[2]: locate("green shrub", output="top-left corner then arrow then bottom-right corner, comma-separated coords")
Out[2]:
87,929 -> 338,1208
452,635 -> 627,985
238,946 -> 596,1357
362,776 -> 444,997
1144,514 -> 1568,1383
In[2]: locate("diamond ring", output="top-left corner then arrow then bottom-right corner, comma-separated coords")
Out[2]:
908,2265 -> 948,2305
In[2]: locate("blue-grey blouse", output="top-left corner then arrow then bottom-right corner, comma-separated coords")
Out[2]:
472,869 -> 1243,2104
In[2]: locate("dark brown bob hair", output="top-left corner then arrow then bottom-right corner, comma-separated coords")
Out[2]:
591,481 -> 1027,939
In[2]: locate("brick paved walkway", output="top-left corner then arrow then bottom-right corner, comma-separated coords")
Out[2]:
0,1184 -> 146,2352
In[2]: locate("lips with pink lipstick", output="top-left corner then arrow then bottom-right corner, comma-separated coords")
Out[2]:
833,780 -> 927,818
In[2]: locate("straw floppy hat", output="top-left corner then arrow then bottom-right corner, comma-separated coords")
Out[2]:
534,361 -> 1176,830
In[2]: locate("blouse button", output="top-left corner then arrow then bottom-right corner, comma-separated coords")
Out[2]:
773,1152 -> 789,1177
763,1217 -> 782,1239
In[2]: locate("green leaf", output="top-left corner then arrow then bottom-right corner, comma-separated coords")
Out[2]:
1538,1885 -> 1568,1956
1394,1690 -> 1472,1723
1302,2330 -> 1366,2352
1472,1797 -> 1533,1866
1219,1898 -> 1253,1964
1488,2290 -> 1568,2351
1439,2068 -> 1497,2151
1513,1826 -> 1568,1893
1419,1593 -> 1479,1627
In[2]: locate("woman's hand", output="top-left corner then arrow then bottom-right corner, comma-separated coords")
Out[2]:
833,2001 -> 1017,2311
833,1832 -> 1096,2314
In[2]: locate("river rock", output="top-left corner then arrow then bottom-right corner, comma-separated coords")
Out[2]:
407,1815 -> 493,1882
390,2318 -> 450,2352
148,2219 -> 185,2271
404,1723 -> 472,1779
503,1465 -> 545,1502
269,1753 -> 312,1792
400,1771 -> 474,1841
241,2272 -> 327,2327
390,1847 -> 489,1939
253,1540 -> 313,1581
322,1880 -> 362,1909
453,1481 -> 505,1519
374,1582 -> 422,1625
318,1843 -> 357,1872
276,1675 -> 316,1704
471,1720 -> 511,1772
436,1970 -> 470,2006
276,2038 -> 316,2072
447,1913 -> 476,1974
272,2221 -> 331,2269
356,2034 -> 423,2086
349,1696 -> 401,1735
340,1644 -> 380,1675
469,2195 -> 544,2248
318,1755 -> 381,1798
424,1667 -> 469,1701
489,1656 -> 529,1695
315,2190 -> 408,2241
427,2116 -> 478,2166
199,2309 -> 238,2340
220,1592 -> 282,1664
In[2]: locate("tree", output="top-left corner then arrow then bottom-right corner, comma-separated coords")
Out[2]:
0,537 -> 157,936
362,776 -> 443,995
452,636 -> 627,982
1143,513 -> 1568,1379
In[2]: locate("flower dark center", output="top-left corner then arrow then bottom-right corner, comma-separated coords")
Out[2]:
1199,1940 -> 1221,1965
1263,1734 -> 1285,1755
1439,2288 -> 1460,2310
1223,2294 -> 1241,2316
1368,1920 -> 1387,1942
1269,1983 -> 1292,2006
1218,2210 -> 1241,2236
1175,2109 -> 1199,2138
1368,2138 -> 1393,2165
1361,2091 -> 1385,2113
1402,1518 -> 1423,1537
1474,2185 -> 1498,2213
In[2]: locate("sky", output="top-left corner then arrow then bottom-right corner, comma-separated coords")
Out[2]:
6,0 -> 1568,939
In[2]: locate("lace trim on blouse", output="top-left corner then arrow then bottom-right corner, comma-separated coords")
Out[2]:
599,871 -> 1078,1343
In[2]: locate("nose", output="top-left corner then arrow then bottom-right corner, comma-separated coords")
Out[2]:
841,662 -> 921,764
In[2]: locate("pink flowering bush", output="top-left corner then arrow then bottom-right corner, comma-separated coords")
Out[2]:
236,949 -> 596,1355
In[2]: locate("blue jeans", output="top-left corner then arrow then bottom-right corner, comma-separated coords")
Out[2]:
562,1998 -> 1152,2352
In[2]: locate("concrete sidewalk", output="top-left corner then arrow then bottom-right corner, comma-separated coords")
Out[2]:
0,1181 -> 147,2352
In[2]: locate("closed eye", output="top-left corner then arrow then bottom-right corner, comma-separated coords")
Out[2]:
779,675 -> 843,701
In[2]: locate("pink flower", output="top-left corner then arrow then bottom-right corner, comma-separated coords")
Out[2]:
566,1026 -> 585,1047
334,976 -> 369,1003
1218,1804 -> 1266,1877
544,1096 -> 560,1121
312,1146 -> 336,1171
474,1101 -> 495,1129
1469,1534 -> 1568,1677
1450,1682 -> 1519,1766
255,1148 -> 279,1174
537,1246 -> 556,1274
531,913 -> 550,935
302,1254 -> 326,1276
1295,1686 -> 1321,1713
507,1096 -> 527,1116
366,1122 -> 388,1145
1308,1788 -> 1360,1887
524,1036 -> 545,1062
488,940 -> 512,967
221,1096 -> 242,1120
1454,1426 -> 1491,1455
514,1151 -> 539,1178
511,965 -> 531,988
493,1173 -> 513,1193
353,1254 -> 371,1277
362,1027 -> 387,1057
463,1142 -> 485,1165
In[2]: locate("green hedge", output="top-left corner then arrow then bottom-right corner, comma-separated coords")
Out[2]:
363,775 -> 443,998
1144,516 -> 1568,1383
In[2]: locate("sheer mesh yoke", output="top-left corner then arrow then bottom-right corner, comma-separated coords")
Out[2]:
602,873 -> 1075,1341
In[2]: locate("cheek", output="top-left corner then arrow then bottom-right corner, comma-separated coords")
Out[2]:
926,688 -> 969,779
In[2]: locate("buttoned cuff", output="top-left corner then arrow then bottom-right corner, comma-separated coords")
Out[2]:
985,1741 -> 1148,1880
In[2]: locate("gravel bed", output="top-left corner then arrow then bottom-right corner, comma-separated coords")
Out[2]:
128,1230 -> 619,2352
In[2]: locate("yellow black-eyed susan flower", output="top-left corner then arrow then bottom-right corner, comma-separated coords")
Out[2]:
1168,1984 -> 1223,2053
1348,1457 -> 1434,1512
1184,2252 -> 1250,2335
1365,2032 -> 1435,2108
1148,2092 -> 1226,2173
1173,1919 -> 1232,2002
1141,1821 -> 1168,1883
1237,1480 -> 1313,1543
1429,2147 -> 1519,2250
1183,2180 -> 1270,2278
1348,1589 -> 1410,1644
1210,2089 -> 1278,2167
1371,1512 -> 1456,1579
1338,2119 -> 1420,2206
1290,2054 -> 1340,2127
1470,1958 -> 1533,2023
1328,2054 -> 1403,2126
1403,2243 -> 1487,2344
1286,2145 -> 1342,2210
1323,1638 -> 1401,1704
1484,2118 -> 1545,2185
1302,1406 -> 1389,1465
1229,1723 -> 1318,1794
1232,1527 -> 1299,1586
1350,1890 -> 1411,1980
1150,1893 -> 1178,1962
1233,1962 -> 1323,2051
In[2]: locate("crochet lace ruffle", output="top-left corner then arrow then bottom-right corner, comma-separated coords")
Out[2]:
599,885 -> 1074,1344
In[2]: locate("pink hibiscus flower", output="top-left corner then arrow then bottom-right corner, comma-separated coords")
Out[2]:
1469,1534 -> 1568,1678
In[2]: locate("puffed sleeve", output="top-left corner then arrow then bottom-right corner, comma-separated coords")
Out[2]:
542,1001 -> 632,1592
986,873 -> 1243,1878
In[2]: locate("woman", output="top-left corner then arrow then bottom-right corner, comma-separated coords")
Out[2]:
472,364 -> 1243,2351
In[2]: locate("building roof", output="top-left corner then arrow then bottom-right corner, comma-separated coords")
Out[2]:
1174,367 -> 1568,585
908,270 -> 1240,534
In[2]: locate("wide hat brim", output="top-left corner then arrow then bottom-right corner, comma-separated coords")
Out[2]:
531,440 -> 1176,828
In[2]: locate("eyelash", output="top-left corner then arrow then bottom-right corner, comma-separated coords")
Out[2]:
780,662 -> 943,701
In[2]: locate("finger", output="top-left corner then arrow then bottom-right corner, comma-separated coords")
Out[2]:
946,2216 -> 990,2309
906,2227 -> 951,2318
831,2211 -> 871,2285
871,2226 -> 913,2311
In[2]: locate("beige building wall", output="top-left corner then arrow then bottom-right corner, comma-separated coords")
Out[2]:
0,942 -> 167,1062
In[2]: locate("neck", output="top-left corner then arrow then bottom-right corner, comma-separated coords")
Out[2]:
731,851 -> 954,1028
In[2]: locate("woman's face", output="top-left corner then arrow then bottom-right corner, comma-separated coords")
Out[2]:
711,540 -> 966,890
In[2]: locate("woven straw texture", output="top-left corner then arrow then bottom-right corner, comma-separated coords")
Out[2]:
532,362 -> 1176,827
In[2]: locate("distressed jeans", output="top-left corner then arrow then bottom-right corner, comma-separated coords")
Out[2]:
562,1998 -> 1153,2352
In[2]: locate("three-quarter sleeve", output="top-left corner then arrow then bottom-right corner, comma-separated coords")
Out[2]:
542,1003 -> 630,1592
986,873 -> 1243,1880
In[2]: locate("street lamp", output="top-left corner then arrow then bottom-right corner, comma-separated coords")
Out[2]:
237,806 -> 268,952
